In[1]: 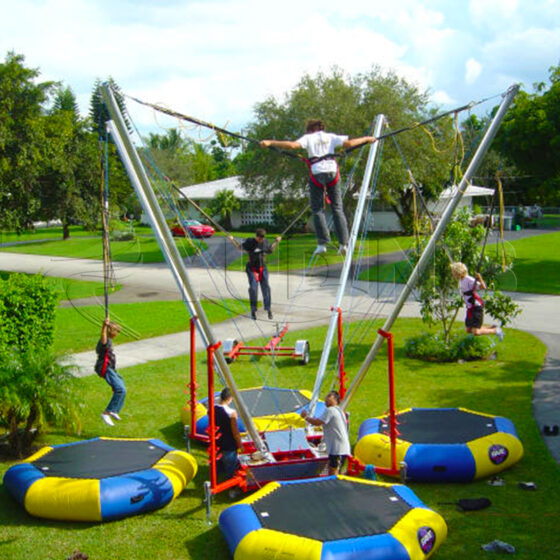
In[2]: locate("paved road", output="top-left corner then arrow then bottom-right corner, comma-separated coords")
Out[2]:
1,247 -> 559,466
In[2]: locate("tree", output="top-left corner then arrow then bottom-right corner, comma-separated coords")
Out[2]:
497,65 -> 560,205
206,189 -> 240,230
89,77 -> 131,135
0,52 -> 55,232
411,209 -> 520,347
241,66 -> 456,233
38,87 -> 100,238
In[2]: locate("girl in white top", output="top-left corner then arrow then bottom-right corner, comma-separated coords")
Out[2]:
450,262 -> 503,340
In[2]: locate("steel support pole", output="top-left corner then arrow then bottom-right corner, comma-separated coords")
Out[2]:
341,85 -> 519,410
101,84 -> 267,453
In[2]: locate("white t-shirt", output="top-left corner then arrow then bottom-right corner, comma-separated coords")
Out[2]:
296,131 -> 348,175
319,405 -> 351,456
459,275 -> 482,308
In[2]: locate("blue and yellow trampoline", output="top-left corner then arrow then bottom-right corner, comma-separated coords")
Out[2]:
354,407 -> 523,482
3,437 -> 197,522
219,475 -> 447,560
182,386 -> 326,434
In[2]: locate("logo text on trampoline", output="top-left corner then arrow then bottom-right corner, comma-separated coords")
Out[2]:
417,526 -> 436,553
488,444 -> 509,465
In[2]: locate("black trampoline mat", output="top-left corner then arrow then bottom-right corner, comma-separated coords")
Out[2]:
32,439 -> 167,479
233,388 -> 309,416
380,409 -> 497,444
251,478 -> 411,541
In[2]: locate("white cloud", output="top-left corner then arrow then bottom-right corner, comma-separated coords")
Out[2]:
465,58 -> 482,84
0,0 -> 557,132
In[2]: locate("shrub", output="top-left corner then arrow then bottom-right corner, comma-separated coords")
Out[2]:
405,332 -> 496,362
0,273 -> 58,361
0,346 -> 82,457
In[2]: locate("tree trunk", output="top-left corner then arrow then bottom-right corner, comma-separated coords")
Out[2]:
62,218 -> 70,240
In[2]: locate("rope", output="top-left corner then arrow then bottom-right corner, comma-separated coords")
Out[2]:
124,89 -> 502,162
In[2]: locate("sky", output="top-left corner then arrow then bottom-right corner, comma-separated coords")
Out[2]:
1,0 -> 559,136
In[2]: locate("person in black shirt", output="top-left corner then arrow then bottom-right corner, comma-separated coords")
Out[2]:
230,228 -> 281,320
95,317 -> 126,426
214,387 -> 243,480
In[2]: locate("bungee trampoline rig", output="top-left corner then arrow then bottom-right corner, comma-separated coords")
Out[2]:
91,83 -> 521,559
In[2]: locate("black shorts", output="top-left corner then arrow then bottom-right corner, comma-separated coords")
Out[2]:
328,454 -> 347,470
465,306 -> 483,329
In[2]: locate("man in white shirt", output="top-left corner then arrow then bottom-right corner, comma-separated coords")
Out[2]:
301,390 -> 351,475
261,119 -> 376,255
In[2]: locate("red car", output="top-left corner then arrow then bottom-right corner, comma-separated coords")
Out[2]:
171,220 -> 215,238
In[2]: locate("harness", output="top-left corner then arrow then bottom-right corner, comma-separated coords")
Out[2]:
463,288 -> 484,319
100,346 -> 111,378
304,155 -> 340,204
251,265 -> 264,283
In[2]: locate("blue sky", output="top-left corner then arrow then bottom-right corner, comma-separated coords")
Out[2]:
1,0 -> 559,135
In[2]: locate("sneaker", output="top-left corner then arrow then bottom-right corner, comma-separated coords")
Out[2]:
267,310 -> 273,320
496,326 -> 504,342
251,310 -> 257,320
109,412 -> 122,421
101,413 -> 114,427
313,245 -> 327,255
338,245 -> 348,256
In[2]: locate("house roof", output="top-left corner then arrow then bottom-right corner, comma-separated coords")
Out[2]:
439,185 -> 494,198
179,176 -> 248,200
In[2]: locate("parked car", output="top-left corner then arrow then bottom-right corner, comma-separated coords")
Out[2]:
171,220 -> 215,238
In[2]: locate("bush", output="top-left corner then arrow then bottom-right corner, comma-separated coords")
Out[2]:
0,346 -> 82,457
405,332 -> 496,362
0,273 -> 58,361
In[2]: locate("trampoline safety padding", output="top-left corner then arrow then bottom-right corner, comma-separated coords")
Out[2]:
354,407 -> 524,482
182,386 -> 326,434
219,475 -> 447,560
3,437 -> 198,522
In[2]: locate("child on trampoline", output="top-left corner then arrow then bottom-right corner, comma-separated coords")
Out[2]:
95,317 -> 126,426
450,262 -> 504,341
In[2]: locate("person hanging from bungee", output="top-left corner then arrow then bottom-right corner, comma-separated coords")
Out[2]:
260,119 -> 377,255
450,262 -> 504,341
95,317 -> 127,426
229,228 -> 281,320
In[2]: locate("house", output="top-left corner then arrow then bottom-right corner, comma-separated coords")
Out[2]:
178,176 -> 495,232
178,176 -> 274,229
368,185 -> 495,232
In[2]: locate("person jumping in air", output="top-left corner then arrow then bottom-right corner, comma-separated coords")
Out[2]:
95,317 -> 127,426
450,262 -> 504,341
260,119 -> 376,255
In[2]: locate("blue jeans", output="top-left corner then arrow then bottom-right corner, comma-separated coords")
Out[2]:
104,367 -> 126,413
309,173 -> 349,246
220,449 -> 239,479
246,264 -> 271,312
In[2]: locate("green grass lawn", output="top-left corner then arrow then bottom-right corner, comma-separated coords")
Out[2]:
0,234 -> 200,264
228,233 -> 414,272
489,232 -> 560,294
359,231 -> 560,295
1,271 -> 121,301
0,319 -> 557,559
0,225 -> 95,243
55,298 -> 248,354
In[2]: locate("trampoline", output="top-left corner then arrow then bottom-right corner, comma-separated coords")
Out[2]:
182,386 -> 326,434
354,407 -> 524,482
3,437 -> 198,522
219,475 -> 447,560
